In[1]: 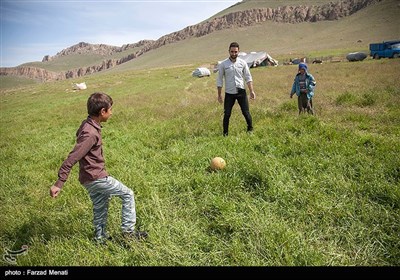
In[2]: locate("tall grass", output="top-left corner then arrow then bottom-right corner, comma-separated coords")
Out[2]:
0,59 -> 399,266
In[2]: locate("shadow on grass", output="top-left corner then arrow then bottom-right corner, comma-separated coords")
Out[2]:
3,213 -> 80,250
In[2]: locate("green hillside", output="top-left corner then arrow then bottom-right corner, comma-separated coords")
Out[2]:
111,0 -> 400,71
7,0 -> 400,75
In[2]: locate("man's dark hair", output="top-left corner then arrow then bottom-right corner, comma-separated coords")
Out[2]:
229,42 -> 240,49
87,92 -> 113,116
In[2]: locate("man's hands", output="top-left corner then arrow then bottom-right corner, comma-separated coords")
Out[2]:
50,185 -> 61,198
218,95 -> 223,104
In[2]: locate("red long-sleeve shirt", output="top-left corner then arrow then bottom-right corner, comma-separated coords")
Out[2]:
54,116 -> 108,188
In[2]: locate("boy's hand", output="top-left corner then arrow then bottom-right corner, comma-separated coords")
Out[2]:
50,185 -> 61,198
290,93 -> 293,98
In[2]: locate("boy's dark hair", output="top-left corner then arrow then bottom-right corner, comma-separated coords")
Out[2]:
229,42 -> 240,49
87,92 -> 113,116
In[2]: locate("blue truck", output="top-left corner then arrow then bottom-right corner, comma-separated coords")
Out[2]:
369,40 -> 400,59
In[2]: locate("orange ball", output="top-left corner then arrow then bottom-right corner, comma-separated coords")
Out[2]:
210,157 -> 226,171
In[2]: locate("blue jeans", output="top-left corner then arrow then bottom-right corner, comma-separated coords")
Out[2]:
223,89 -> 253,135
83,176 -> 136,240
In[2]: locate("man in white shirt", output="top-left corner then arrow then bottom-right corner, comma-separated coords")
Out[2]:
217,42 -> 256,136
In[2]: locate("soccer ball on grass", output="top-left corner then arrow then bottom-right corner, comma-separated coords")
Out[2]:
210,157 -> 226,171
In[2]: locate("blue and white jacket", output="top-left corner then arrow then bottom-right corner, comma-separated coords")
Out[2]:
291,72 -> 316,100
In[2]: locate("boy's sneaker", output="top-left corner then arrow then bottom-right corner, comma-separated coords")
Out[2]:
123,230 -> 148,241
94,234 -> 112,245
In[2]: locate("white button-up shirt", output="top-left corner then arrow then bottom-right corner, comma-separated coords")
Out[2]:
216,57 -> 253,94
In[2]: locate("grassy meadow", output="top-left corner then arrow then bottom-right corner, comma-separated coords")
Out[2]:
1,57 -> 399,266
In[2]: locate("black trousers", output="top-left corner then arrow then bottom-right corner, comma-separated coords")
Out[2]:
223,89 -> 253,135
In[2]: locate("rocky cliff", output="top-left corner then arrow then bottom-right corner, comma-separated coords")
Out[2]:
0,66 -> 65,82
42,40 -> 153,62
0,0 -> 382,81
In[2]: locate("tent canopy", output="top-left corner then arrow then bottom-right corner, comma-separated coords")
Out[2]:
240,51 -> 278,67
192,67 -> 211,77
74,82 -> 87,90
346,52 -> 367,62
216,51 -> 278,70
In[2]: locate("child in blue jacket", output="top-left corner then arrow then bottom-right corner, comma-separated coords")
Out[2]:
290,63 -> 316,115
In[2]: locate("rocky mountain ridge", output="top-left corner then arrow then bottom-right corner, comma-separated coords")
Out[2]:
0,0 -> 382,81
42,40 -> 154,62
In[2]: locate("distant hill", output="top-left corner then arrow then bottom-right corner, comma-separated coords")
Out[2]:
1,0 -> 399,83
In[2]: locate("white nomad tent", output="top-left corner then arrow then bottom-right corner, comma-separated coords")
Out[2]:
74,82 -> 87,90
239,51 -> 278,68
192,67 -> 211,77
214,51 -> 278,72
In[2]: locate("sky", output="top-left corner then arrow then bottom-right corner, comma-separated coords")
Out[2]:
0,0 -> 239,67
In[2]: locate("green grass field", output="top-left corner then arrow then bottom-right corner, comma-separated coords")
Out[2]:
1,57 -> 399,266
